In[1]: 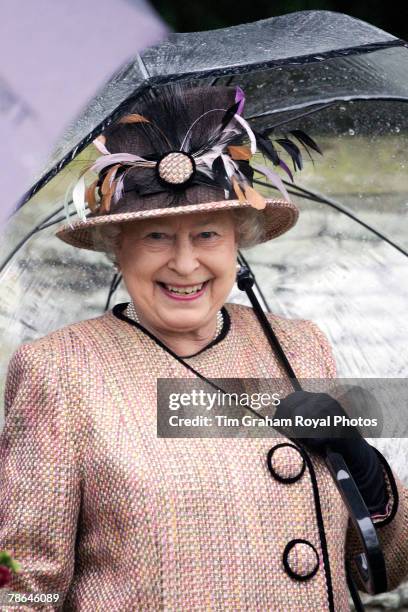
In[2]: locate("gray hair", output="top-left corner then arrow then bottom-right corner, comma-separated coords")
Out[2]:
92,207 -> 265,263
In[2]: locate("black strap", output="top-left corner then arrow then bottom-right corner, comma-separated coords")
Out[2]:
236,266 -> 301,390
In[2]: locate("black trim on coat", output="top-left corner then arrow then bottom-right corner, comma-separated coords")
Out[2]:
371,446 -> 400,528
112,302 -> 231,358
293,444 -> 336,612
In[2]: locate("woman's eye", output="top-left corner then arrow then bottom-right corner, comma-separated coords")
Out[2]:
198,231 -> 217,239
147,232 -> 167,240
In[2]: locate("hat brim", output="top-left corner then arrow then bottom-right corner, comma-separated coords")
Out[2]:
55,198 -> 299,251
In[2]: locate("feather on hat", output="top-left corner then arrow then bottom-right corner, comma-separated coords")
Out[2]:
56,84 -> 322,251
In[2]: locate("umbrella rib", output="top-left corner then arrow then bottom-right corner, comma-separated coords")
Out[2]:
38,214 -> 68,230
105,272 -> 123,311
0,206 -> 73,276
136,52 -> 151,80
254,178 -> 408,258
0,228 -> 39,277
247,96 -> 408,124
246,101 -> 336,125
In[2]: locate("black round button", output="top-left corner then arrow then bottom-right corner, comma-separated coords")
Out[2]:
267,443 -> 306,484
283,539 -> 320,581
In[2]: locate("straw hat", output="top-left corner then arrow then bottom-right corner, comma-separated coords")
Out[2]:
56,84 -> 321,252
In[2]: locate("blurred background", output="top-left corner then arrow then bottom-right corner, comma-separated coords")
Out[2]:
150,0 -> 408,38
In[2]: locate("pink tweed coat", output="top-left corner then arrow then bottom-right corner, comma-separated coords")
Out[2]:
0,302 -> 407,611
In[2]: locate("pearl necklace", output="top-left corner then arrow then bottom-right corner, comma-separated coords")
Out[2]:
125,301 -> 224,341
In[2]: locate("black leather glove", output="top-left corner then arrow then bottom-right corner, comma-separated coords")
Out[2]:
275,390 -> 388,515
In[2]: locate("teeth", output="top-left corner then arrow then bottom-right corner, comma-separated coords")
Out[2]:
164,283 -> 204,294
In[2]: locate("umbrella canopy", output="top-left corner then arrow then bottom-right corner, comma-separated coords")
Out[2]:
1,9 -> 408,402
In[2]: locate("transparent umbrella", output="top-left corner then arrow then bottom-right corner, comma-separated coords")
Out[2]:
1,9 -> 407,606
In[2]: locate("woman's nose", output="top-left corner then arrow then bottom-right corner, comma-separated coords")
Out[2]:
167,238 -> 200,276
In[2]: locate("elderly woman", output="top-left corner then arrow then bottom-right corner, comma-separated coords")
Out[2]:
0,84 -> 407,612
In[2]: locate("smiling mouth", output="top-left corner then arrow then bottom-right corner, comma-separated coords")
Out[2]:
157,280 -> 209,295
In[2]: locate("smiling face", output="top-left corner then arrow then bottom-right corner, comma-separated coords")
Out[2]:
115,210 -> 238,335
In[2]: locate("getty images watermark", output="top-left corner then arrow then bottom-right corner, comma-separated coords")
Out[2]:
157,378 -> 408,438
166,388 -> 377,428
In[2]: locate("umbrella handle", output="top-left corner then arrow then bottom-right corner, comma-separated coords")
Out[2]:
324,447 -> 387,595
